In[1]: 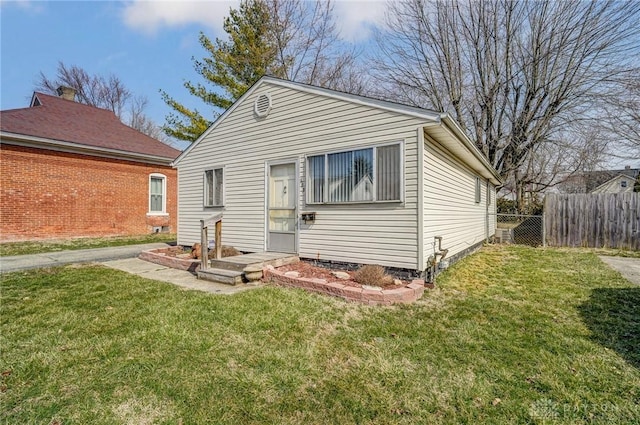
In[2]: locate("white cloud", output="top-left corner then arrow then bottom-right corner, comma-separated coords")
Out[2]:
121,0 -> 238,35
333,0 -> 387,43
121,0 -> 385,43
0,0 -> 45,13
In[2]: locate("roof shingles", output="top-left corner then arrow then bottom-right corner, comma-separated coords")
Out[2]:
0,92 -> 180,160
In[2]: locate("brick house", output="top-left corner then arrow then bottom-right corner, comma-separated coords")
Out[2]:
0,88 -> 181,242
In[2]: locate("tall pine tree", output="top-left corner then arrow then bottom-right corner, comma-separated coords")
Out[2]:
161,0 -> 276,142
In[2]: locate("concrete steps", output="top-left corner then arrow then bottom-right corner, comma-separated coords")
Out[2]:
197,252 -> 299,285
197,268 -> 244,285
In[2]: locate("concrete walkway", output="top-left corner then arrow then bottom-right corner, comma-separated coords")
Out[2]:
599,256 -> 640,285
0,243 -> 258,295
0,243 -> 173,273
103,258 -> 255,294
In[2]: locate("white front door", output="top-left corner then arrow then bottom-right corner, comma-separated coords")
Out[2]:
267,162 -> 297,253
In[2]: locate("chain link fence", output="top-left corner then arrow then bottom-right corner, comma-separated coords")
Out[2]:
492,213 -> 545,247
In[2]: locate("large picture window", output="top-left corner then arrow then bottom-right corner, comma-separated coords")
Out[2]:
307,143 -> 402,204
149,174 -> 166,214
204,168 -> 224,207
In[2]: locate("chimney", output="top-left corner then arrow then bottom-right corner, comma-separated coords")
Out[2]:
56,86 -> 76,101
625,165 -> 631,170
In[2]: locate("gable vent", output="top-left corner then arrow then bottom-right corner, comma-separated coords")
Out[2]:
254,93 -> 272,118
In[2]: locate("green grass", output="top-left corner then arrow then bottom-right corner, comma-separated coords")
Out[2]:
0,233 -> 176,256
1,245 -> 639,424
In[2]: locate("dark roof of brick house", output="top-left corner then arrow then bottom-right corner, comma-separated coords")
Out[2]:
0,92 -> 180,161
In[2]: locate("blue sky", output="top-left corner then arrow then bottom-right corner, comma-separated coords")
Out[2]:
0,0 -> 385,142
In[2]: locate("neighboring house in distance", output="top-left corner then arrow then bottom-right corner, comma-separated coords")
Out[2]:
173,76 -> 502,275
590,172 -> 637,193
0,87 -> 181,242
558,166 -> 639,194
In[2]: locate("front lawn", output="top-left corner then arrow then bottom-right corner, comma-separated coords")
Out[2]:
1,246 -> 638,424
0,233 -> 176,257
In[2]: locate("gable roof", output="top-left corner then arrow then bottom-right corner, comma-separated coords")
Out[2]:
173,76 -> 502,184
590,173 -> 637,193
0,92 -> 180,163
584,167 -> 639,192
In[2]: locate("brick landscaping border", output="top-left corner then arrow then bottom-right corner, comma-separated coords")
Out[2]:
263,266 -> 428,305
139,247 -> 200,273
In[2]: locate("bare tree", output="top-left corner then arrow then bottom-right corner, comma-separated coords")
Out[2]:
267,0 -> 366,93
36,62 -> 133,118
373,0 -> 640,209
126,95 -> 174,145
36,61 -> 171,143
597,75 -> 640,161
162,0 -> 367,141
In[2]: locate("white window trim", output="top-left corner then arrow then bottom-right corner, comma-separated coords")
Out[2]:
148,173 -> 168,215
204,166 -> 225,207
305,141 -> 404,205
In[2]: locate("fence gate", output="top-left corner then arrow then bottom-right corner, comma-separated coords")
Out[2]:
493,213 -> 545,247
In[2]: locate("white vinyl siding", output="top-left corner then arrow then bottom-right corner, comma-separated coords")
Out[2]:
422,135 -> 494,265
204,168 -> 224,207
177,82 -> 424,269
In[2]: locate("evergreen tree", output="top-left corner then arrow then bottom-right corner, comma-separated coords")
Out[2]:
161,0 -> 362,142
161,0 -> 276,142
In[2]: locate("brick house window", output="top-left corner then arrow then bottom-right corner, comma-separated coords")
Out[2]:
149,174 -> 166,214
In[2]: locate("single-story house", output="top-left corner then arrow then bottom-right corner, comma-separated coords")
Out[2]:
0,87 -> 181,241
173,76 -> 502,275
590,173 -> 637,193
558,165 -> 639,194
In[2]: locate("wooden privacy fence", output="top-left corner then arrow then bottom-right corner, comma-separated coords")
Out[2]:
544,193 -> 640,250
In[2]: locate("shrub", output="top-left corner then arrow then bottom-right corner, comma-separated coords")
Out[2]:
354,265 -> 394,286
191,244 -> 241,259
221,245 -> 241,258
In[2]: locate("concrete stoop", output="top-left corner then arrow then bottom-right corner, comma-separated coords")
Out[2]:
197,252 -> 299,285
197,268 -> 244,285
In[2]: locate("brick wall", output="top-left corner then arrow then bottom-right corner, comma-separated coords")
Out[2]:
0,143 -> 177,241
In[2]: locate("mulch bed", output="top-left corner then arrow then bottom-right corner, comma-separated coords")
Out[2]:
276,261 -> 408,290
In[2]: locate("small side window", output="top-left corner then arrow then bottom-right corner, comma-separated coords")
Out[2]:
475,177 -> 481,203
621,180 -> 628,188
204,168 -> 224,207
149,174 -> 166,214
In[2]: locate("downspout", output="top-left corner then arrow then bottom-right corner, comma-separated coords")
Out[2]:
485,180 -> 490,243
417,126 -> 425,274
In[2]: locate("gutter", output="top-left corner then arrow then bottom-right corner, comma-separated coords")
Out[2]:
0,131 -> 176,166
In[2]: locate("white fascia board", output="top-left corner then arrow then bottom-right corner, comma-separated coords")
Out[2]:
263,77 -> 442,122
438,114 -> 503,185
172,76 -> 443,166
1,132 -> 174,166
172,79 -> 269,166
